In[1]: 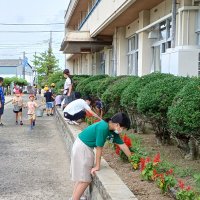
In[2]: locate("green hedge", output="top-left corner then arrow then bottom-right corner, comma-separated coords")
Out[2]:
76,75 -> 108,96
101,76 -> 138,113
96,77 -> 118,98
137,76 -> 190,143
167,78 -> 200,139
120,72 -> 174,111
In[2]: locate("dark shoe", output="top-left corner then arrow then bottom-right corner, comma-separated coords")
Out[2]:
0,123 -> 4,126
47,114 -> 50,116
20,121 -> 23,125
50,113 -> 53,116
16,121 -> 18,125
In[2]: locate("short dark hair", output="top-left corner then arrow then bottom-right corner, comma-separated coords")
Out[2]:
111,112 -> 131,129
63,69 -> 70,74
84,95 -> 92,102
0,77 -> 4,82
74,92 -> 81,99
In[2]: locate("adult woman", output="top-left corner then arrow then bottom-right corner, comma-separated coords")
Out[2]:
62,69 -> 73,107
70,112 -> 131,200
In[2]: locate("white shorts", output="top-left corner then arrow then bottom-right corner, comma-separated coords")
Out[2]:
70,137 -> 94,182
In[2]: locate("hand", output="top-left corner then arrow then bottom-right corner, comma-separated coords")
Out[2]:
67,93 -> 70,97
90,166 -> 100,176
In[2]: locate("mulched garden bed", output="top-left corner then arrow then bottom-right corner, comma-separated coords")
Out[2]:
79,122 -> 200,200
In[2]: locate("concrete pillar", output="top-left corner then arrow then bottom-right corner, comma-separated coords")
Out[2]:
178,2 -> 197,46
113,27 -> 128,76
104,47 -> 110,75
86,54 -> 93,75
138,10 -> 152,76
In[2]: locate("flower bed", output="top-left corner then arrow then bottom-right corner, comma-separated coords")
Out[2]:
103,132 -> 200,200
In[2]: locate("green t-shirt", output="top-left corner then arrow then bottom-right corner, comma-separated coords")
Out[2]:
78,120 -> 124,148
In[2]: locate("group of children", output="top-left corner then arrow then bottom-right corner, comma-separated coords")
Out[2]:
12,90 -> 38,130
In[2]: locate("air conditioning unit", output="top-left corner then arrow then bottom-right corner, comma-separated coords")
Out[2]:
148,30 -> 159,39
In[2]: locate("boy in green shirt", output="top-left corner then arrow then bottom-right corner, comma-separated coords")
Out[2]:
70,112 -> 131,200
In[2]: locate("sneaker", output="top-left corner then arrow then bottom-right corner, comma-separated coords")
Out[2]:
64,118 -> 70,122
80,196 -> 87,200
20,121 -> 23,125
68,120 -> 74,125
16,121 -> 18,125
71,120 -> 79,125
50,113 -> 53,116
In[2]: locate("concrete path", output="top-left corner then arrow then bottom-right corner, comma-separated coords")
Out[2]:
0,99 -> 73,200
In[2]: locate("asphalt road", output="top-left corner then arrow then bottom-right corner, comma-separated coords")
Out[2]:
0,99 -> 73,200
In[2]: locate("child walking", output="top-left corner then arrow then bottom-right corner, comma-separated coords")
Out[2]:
27,94 -> 38,130
12,90 -> 24,125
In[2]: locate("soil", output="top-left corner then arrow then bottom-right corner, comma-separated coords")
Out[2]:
79,122 -> 200,200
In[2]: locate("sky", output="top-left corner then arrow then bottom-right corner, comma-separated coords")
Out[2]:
0,0 -> 70,69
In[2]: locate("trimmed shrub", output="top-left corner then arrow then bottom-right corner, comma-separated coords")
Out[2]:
84,79 -> 106,97
72,75 -> 90,89
101,76 -> 138,113
120,72 -> 174,110
137,76 -> 190,144
97,77 -> 118,98
76,75 -> 108,96
120,72 -> 174,131
167,78 -> 200,158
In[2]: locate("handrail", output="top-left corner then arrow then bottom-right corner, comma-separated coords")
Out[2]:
78,0 -> 102,30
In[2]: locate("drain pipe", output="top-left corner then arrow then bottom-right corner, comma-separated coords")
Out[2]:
171,0 -> 177,48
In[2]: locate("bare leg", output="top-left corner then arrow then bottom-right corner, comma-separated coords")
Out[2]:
72,182 -> 90,200
16,113 -> 18,123
18,112 -> 22,122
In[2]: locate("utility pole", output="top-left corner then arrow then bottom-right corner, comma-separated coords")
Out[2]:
171,0 -> 177,48
49,31 -> 52,53
23,51 -> 26,79
34,52 -> 37,85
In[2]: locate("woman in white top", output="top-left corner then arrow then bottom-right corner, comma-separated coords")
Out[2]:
62,69 -> 74,107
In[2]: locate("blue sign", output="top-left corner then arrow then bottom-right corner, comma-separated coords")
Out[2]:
22,57 -> 28,67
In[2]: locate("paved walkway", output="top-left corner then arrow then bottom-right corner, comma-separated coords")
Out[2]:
0,99 -> 73,200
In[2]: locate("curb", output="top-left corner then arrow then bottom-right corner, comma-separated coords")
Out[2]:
55,107 -> 138,200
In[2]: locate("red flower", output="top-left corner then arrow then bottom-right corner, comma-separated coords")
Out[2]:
153,153 -> 161,164
166,169 -> 173,175
186,186 -> 191,191
140,158 -> 146,171
115,145 -> 120,155
123,135 -> 132,147
178,180 -> 185,189
145,157 -> 151,163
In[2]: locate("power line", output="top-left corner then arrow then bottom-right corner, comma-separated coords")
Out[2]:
0,30 -> 64,33
0,23 -> 64,26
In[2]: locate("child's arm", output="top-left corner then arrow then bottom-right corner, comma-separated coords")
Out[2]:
118,143 -> 132,157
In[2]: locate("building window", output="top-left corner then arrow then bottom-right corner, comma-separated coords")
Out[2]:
127,35 -> 138,75
151,18 -> 172,72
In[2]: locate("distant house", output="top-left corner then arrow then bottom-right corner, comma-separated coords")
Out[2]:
0,59 -> 34,85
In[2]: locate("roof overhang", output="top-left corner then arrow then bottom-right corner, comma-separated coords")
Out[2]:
60,31 -> 112,54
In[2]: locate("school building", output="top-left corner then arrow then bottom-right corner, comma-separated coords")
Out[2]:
60,0 -> 200,77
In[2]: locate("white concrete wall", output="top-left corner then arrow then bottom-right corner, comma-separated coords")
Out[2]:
150,0 -> 172,23
161,47 -> 199,76
126,19 -> 139,38
81,0 -> 136,36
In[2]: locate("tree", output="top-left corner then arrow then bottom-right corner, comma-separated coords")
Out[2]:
32,49 -> 59,86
